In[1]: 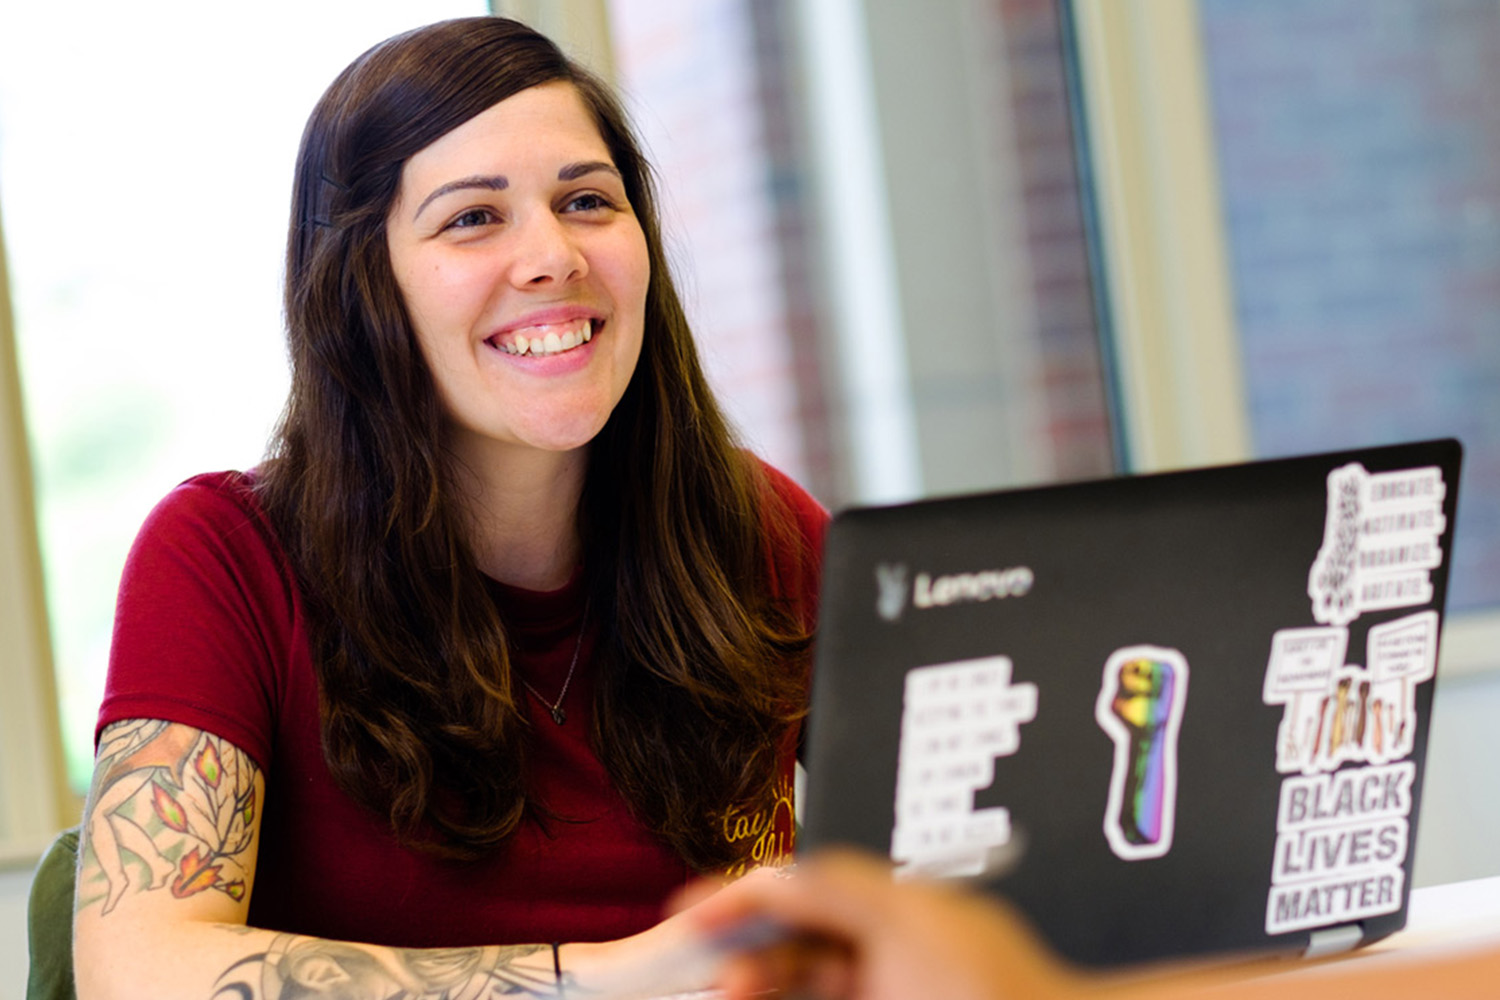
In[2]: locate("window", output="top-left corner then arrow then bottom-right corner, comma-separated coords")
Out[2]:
607,0 -> 1116,508
1069,0 -> 1500,886
1199,0 -> 1500,617
0,0 -> 486,795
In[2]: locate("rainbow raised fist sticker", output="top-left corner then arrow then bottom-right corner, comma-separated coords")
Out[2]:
1095,646 -> 1189,861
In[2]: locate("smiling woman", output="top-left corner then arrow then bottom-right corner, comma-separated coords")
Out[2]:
70,16 -> 827,1000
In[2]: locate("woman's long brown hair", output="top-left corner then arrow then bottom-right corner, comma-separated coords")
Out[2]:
255,16 -> 812,868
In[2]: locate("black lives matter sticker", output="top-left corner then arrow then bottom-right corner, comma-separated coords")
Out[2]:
1261,463 -> 1444,937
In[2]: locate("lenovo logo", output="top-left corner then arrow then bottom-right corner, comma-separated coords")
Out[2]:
875,563 -> 1034,622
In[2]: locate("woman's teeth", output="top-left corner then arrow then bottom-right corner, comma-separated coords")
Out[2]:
493,319 -> 594,356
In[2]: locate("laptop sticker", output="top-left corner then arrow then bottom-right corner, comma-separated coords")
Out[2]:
890,655 -> 1038,879
1265,461 -> 1445,936
1264,626 -> 1349,773
1266,762 -> 1413,934
1309,464 -> 1446,626
1366,610 -> 1440,763
1095,646 -> 1189,861
1264,640 -> 1434,776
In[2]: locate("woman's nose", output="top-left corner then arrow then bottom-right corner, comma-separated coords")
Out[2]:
508,211 -> 587,288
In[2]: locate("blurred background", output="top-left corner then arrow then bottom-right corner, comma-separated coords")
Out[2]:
1,0 -> 1497,990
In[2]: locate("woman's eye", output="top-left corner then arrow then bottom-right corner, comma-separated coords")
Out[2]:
447,207 -> 496,230
563,192 -> 616,214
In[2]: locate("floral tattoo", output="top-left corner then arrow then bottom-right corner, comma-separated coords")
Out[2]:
81,723 -> 581,999
80,719 -> 259,915
211,938 -> 573,1000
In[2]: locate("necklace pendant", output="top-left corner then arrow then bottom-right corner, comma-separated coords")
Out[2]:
550,706 -> 567,725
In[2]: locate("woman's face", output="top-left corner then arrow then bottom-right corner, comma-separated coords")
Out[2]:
387,81 -> 649,462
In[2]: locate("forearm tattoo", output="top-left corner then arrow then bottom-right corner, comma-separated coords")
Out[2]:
79,720 -> 259,915
80,722 -> 583,998
212,939 -> 577,1000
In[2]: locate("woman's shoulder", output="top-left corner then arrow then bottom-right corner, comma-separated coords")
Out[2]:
152,468 -> 260,512
133,468 -> 285,568
107,469 -> 298,772
751,456 -> 829,533
747,456 -> 828,613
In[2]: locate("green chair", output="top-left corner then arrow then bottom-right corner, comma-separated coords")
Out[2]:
26,826 -> 79,1000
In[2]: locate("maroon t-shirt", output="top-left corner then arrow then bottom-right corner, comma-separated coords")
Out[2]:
98,461 -> 826,947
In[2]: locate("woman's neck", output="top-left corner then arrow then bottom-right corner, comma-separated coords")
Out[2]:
450,436 -> 588,592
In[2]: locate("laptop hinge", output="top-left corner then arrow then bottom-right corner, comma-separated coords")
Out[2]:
1304,924 -> 1364,958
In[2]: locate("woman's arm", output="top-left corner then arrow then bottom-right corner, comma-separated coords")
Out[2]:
74,719 -> 677,1000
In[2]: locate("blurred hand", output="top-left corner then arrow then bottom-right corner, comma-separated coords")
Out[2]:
674,850 -> 1085,1000
568,864 -> 801,998
669,849 -> 1500,1000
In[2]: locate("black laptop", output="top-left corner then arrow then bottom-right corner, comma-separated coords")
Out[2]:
799,439 -> 1463,967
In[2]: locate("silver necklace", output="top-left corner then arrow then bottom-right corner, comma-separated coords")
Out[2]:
520,598 -> 589,725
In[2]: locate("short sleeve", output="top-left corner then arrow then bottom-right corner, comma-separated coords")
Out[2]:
98,472 -> 298,775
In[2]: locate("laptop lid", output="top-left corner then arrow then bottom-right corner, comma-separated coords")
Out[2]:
799,439 -> 1463,967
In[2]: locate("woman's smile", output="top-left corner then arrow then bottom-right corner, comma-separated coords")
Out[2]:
489,316 -> 596,357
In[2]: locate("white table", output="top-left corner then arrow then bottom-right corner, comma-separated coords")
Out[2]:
1242,874 -> 1500,988
1364,875 -> 1500,958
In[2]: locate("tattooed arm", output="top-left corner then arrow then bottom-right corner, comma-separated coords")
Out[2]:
73,719 -> 707,1000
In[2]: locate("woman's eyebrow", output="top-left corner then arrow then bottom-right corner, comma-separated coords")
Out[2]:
413,175 -> 509,221
411,163 -> 621,221
558,160 -> 621,182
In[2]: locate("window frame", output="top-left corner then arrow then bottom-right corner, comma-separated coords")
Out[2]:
0,202 -> 75,864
